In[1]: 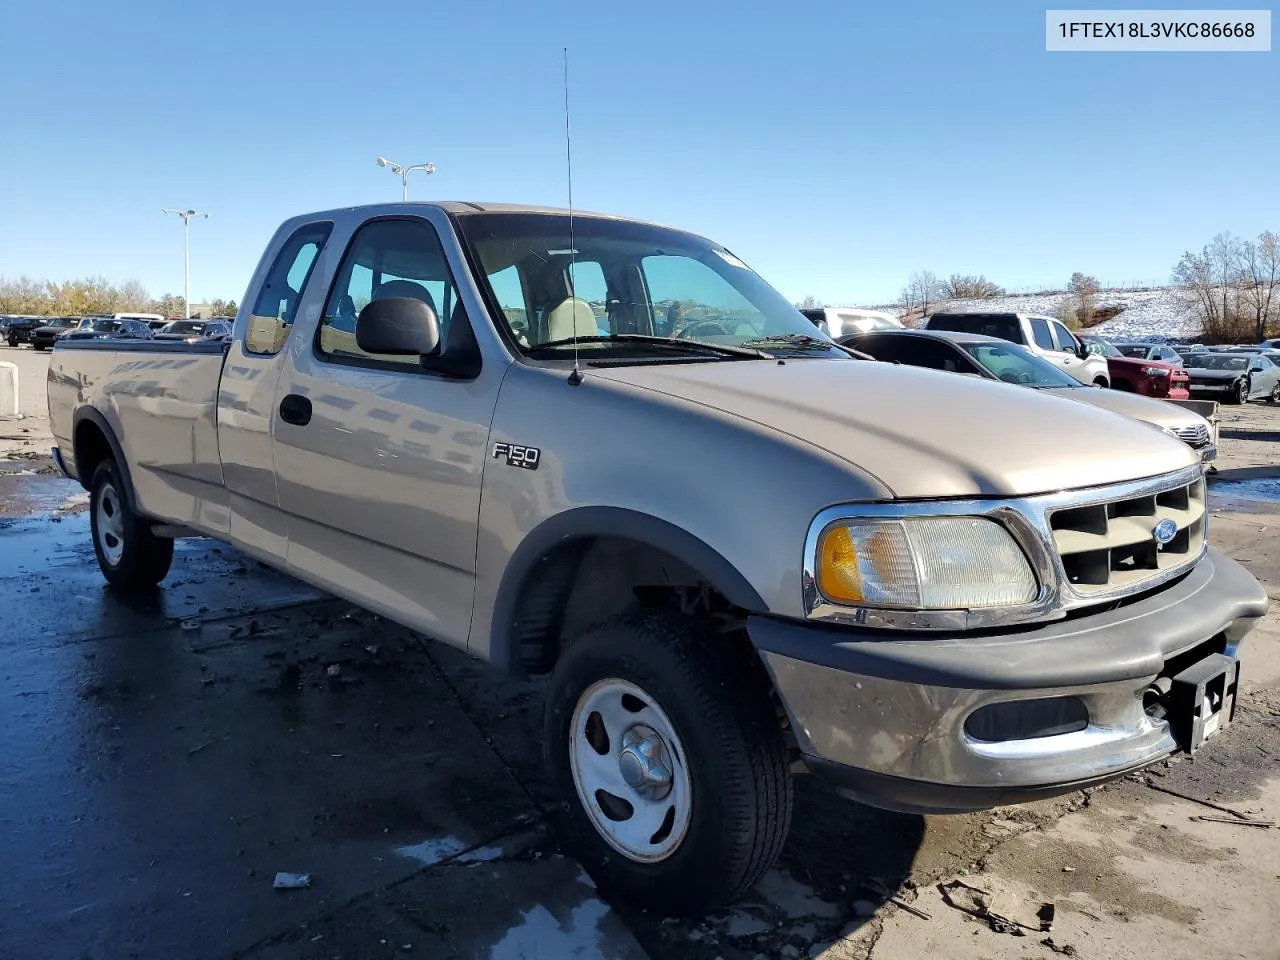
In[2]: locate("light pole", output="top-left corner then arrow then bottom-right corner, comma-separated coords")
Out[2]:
376,156 -> 436,200
162,208 -> 210,318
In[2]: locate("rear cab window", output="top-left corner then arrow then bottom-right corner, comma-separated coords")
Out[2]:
245,222 -> 333,355
929,314 -> 1026,345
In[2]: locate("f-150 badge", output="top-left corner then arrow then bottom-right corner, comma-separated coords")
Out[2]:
492,442 -> 540,470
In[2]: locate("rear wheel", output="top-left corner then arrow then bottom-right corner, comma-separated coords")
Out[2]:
1269,383 -> 1280,404
544,608 -> 792,916
1093,376 -> 1109,388
89,460 -> 173,589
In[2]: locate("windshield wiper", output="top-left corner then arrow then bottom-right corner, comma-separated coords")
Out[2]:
523,334 -> 773,359
739,333 -> 875,360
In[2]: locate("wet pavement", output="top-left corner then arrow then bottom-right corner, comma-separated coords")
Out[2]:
1,405 -> 1279,959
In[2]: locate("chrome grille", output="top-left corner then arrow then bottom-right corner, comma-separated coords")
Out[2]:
1171,423 -> 1211,447
1048,475 -> 1206,598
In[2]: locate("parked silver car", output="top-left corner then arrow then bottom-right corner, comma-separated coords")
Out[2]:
842,329 -> 1218,460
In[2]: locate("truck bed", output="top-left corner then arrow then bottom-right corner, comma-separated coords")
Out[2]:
48,340 -> 232,532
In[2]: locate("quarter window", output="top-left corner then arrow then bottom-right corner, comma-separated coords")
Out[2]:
246,222 -> 332,355
318,218 -> 460,367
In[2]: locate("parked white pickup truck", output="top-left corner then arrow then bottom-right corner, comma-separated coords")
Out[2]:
926,311 -> 1112,387
47,202 -> 1267,915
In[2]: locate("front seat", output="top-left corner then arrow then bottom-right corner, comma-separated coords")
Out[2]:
544,296 -> 598,343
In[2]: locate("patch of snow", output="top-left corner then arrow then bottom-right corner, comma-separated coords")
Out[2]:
395,835 -> 469,866
861,286 -> 1204,341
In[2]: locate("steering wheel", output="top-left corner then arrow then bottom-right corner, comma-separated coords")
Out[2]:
1000,370 -> 1032,384
677,320 -> 732,340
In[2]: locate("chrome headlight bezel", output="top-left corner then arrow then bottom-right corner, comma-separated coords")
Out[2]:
802,465 -> 1208,632
803,502 -> 1057,631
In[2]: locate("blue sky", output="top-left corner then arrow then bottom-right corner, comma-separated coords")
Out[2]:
1,0 -> 1275,306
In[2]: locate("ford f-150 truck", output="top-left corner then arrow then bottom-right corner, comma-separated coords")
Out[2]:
47,202 -> 1268,916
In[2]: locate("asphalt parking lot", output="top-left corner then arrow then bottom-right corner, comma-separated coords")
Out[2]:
1,342 -> 1279,959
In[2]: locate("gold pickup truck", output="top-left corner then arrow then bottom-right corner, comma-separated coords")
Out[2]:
47,202 -> 1268,915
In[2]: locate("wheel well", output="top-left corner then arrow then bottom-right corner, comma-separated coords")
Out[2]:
73,420 -> 113,490
1093,376 -> 1109,387
510,536 -> 750,675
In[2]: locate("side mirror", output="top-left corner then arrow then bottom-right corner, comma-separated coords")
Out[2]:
355,297 -> 440,356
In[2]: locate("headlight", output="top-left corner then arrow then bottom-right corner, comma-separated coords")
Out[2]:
1145,367 -> 1170,377
816,517 -> 1038,609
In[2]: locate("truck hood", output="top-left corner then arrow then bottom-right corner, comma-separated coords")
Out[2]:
591,360 -> 1198,499
1038,386 -> 1206,429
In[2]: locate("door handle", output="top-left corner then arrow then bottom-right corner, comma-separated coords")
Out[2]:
279,394 -> 312,426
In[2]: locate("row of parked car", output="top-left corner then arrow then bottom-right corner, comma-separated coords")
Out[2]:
1,313 -> 234,349
803,307 -> 1280,406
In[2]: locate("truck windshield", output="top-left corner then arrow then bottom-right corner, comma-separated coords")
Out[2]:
962,342 -> 1084,389
453,212 -> 845,360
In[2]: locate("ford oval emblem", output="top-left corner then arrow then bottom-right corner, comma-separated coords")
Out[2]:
1153,518 -> 1178,544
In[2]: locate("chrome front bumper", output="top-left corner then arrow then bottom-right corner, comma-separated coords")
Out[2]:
749,548 -> 1266,814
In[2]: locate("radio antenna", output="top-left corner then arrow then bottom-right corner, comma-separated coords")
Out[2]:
563,47 -> 584,386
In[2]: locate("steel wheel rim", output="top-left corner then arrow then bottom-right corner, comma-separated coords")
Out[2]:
568,678 -> 693,863
96,482 -> 126,566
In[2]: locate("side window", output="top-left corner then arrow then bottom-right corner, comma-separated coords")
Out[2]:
488,265 -> 530,344
318,218 -> 459,367
1050,321 -> 1078,353
1030,319 -> 1056,351
246,222 -> 332,355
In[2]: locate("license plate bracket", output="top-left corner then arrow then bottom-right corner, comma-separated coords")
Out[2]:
1168,653 -> 1239,753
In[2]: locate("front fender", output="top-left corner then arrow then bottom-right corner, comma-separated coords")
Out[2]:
486,506 -> 767,674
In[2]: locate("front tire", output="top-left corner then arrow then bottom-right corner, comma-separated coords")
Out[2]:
1231,378 -> 1250,404
89,460 -> 173,589
1093,376 -> 1109,388
544,609 -> 792,916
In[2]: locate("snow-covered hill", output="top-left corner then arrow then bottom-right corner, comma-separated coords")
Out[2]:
866,287 -> 1201,340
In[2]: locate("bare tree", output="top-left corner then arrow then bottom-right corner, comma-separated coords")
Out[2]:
1173,232 -> 1250,342
943,274 -> 1004,299
1067,272 -> 1100,327
905,271 -> 941,319
1238,231 -> 1279,341
795,294 -> 822,310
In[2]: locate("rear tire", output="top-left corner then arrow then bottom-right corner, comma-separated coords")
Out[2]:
89,460 -> 173,589
1269,383 -> 1280,405
544,608 -> 792,916
1093,376 -> 1109,388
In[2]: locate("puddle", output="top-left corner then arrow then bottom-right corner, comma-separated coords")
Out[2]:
0,469 -> 83,517
395,835 -> 470,866
1210,477 -> 1280,514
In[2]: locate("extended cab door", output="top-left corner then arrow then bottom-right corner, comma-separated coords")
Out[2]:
271,212 -> 504,650
217,219 -> 334,562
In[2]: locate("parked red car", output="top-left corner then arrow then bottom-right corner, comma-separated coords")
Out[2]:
1081,335 -> 1190,399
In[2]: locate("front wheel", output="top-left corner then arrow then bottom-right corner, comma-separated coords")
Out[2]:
544,609 -> 792,916
90,460 -> 174,589
1093,376 -> 1109,388
1231,378 -> 1250,404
